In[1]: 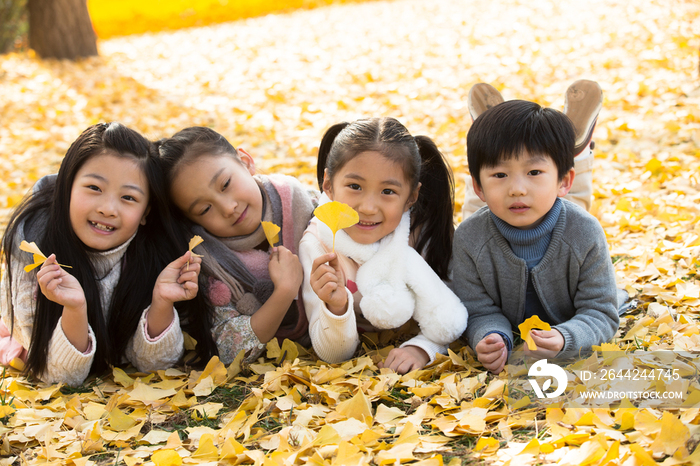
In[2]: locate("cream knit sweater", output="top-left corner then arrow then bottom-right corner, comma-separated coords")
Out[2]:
0,234 -> 184,386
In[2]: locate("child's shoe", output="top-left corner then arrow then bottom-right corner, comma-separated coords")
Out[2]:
468,83 -> 504,121
567,146 -> 593,211
564,79 -> 603,156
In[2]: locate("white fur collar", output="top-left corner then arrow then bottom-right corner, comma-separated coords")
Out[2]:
314,194 -> 410,265
309,195 -> 468,346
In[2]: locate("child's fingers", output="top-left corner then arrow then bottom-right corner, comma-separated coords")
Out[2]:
476,337 -> 504,354
531,331 -> 558,348
37,263 -> 60,281
46,277 -> 63,293
180,261 -> 201,275
38,255 -> 59,273
172,250 -> 192,268
182,280 -> 199,293
37,268 -> 62,288
311,253 -> 337,271
531,337 -> 556,352
310,263 -> 339,284
477,347 -> 502,365
485,348 -> 507,373
391,357 -> 416,374
177,270 -> 199,284
494,351 -> 507,373
315,278 -> 340,300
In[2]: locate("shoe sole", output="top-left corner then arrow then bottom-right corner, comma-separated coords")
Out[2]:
564,79 -> 603,155
468,83 -> 504,121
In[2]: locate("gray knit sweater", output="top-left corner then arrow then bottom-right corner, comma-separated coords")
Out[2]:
452,199 -> 619,354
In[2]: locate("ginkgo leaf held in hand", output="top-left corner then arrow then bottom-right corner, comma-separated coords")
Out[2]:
314,201 -> 359,252
187,235 -> 204,270
19,241 -> 72,272
518,315 -> 551,351
261,221 -> 280,247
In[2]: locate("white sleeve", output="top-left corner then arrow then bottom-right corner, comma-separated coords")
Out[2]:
1,254 -> 38,353
299,231 -> 359,364
126,307 -> 184,372
400,334 -> 447,364
1,254 -> 95,386
45,317 -> 96,386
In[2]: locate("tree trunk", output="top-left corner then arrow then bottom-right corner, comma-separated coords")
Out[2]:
28,0 -> 96,59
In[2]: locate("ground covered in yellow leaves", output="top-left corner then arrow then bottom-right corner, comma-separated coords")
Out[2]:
1,0 -> 700,464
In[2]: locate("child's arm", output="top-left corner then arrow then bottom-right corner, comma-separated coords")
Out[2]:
37,254 -> 89,351
205,247 -> 303,365
33,255 -> 95,386
147,251 -> 201,337
380,248 -> 468,373
299,232 -> 359,364
126,251 -> 201,372
451,224 -> 514,351
249,246 -> 303,342
548,224 -> 619,353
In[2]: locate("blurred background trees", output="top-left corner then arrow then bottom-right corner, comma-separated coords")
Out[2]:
28,0 -> 97,59
0,0 -> 27,53
1,0 -> 96,58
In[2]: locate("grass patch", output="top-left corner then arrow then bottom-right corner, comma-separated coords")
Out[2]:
203,384 -> 250,410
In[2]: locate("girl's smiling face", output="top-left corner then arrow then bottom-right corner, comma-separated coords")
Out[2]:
169,151 -> 263,238
69,152 -> 150,251
324,151 -> 419,245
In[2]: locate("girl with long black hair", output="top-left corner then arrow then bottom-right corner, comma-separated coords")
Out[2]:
0,122 -> 201,386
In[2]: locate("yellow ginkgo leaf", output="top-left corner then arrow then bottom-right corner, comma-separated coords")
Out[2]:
19,241 -> 71,272
187,235 -> 204,270
151,449 -> 182,466
313,201 -> 359,252
518,315 -> 551,351
261,221 -> 280,246
188,235 -> 204,257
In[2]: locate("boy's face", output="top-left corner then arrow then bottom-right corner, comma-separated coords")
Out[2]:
473,150 -> 574,229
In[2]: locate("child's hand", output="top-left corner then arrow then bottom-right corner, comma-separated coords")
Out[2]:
148,251 -> 201,339
378,346 -> 430,374
475,333 -> 508,374
523,329 -> 564,358
153,250 -> 201,306
269,246 -> 303,299
36,254 -> 86,313
310,252 -> 347,315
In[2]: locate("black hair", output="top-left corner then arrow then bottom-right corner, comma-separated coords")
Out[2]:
467,100 -> 575,187
1,122 -> 181,379
317,117 -> 455,279
155,126 -> 260,365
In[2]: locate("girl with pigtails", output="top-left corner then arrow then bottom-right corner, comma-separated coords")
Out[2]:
300,117 -> 468,374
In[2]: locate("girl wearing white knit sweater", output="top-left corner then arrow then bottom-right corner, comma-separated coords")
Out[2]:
0,123 -> 201,386
300,118 -> 468,374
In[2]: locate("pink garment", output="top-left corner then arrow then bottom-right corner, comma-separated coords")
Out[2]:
0,320 -> 27,365
234,249 -> 271,281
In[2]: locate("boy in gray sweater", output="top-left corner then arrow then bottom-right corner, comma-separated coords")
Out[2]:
452,99 -> 620,374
